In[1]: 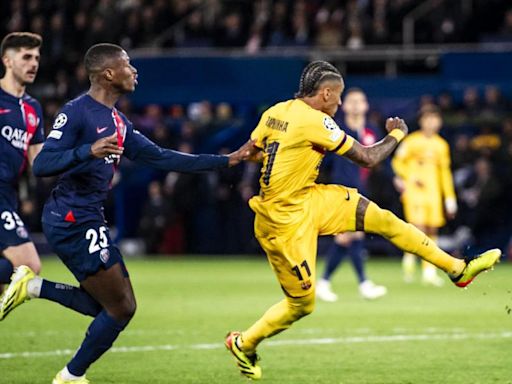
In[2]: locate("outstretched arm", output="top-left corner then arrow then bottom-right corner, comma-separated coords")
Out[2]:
233,139 -> 263,163
343,117 -> 408,168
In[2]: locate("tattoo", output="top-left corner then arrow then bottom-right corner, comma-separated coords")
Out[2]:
356,197 -> 369,231
344,135 -> 400,168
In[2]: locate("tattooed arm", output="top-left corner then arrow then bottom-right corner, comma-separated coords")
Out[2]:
343,117 -> 408,168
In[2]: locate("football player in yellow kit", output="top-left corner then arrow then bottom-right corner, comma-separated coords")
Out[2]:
225,61 -> 500,380
392,105 -> 457,286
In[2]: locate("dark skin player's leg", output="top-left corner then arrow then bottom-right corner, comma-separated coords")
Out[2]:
80,263 -> 136,323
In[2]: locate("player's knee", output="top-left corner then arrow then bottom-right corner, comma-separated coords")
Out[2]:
120,297 -> 137,321
110,296 -> 137,323
119,299 -> 137,321
288,294 -> 315,320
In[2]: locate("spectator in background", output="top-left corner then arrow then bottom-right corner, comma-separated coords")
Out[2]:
500,8 -> 512,38
470,125 -> 501,157
437,91 -> 462,127
461,157 -> 507,252
68,63 -> 89,98
480,85 -> 508,124
215,11 -> 246,47
138,181 -> 173,254
290,1 -> 311,46
315,4 -> 344,48
266,1 -> 289,47
461,87 -> 481,119
452,134 -> 476,173
135,104 -> 164,135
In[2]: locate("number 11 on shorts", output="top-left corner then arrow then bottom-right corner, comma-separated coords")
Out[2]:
292,260 -> 311,281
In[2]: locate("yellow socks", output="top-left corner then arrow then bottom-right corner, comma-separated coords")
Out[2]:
364,201 -> 465,277
240,292 -> 315,353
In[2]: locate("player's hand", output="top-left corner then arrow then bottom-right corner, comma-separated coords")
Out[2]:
334,232 -> 355,246
227,140 -> 261,167
444,198 -> 458,220
385,117 -> 408,135
393,177 -> 406,193
90,133 -> 124,158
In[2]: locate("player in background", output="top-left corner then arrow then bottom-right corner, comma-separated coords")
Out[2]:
392,105 -> 457,286
0,32 -> 44,294
316,88 -> 387,302
0,43 -> 251,384
225,61 -> 500,380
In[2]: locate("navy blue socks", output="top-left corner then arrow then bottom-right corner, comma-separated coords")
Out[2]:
40,280 -> 102,317
67,310 -> 128,376
323,239 -> 366,283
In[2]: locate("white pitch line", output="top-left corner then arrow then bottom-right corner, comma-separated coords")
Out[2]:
0,331 -> 511,360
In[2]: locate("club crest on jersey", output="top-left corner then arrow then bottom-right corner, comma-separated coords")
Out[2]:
27,112 -> 37,127
1,125 -> 33,150
104,154 -> 120,164
16,226 -> 28,239
100,248 -> 110,263
323,117 -> 342,142
301,280 -> 312,290
53,113 -> 67,129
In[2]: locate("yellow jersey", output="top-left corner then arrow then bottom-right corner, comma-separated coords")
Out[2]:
391,130 -> 455,204
249,99 -> 354,232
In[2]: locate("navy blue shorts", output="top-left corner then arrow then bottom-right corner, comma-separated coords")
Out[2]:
43,221 -> 128,282
0,202 -> 32,251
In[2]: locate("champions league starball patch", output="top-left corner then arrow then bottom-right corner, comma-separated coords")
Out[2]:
52,113 -> 68,129
16,226 -> 28,239
323,117 -> 342,142
100,248 -> 110,263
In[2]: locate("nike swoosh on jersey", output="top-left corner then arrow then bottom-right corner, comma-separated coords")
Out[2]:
345,190 -> 350,200
96,126 -> 109,134
0,108 -> 11,114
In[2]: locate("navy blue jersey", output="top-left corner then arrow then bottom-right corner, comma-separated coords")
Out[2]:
331,121 -> 377,194
33,94 -> 228,227
0,87 -> 44,206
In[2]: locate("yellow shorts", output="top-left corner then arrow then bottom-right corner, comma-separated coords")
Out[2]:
402,197 -> 444,228
253,184 -> 361,298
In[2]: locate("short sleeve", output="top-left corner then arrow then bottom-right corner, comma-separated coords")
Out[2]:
305,115 -> 354,155
44,105 -> 81,150
250,110 -> 269,149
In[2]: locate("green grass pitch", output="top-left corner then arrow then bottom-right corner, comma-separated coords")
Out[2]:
1,256 -> 511,384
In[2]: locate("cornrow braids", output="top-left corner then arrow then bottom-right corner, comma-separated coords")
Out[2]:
295,61 -> 342,98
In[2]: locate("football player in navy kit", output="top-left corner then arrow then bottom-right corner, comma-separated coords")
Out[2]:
0,32 -> 44,293
0,43 -> 251,384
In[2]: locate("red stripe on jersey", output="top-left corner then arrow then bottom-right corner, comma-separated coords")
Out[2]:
19,100 -> 38,174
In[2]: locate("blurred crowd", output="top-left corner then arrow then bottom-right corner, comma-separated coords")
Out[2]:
2,0 -> 512,66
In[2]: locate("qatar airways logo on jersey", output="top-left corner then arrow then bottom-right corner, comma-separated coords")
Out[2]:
1,125 -> 33,150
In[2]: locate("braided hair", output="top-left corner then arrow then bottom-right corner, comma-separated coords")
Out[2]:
295,61 -> 342,98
